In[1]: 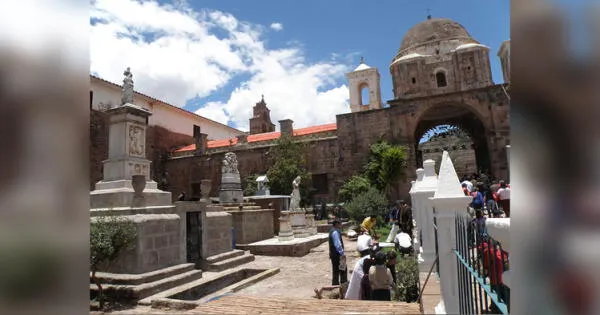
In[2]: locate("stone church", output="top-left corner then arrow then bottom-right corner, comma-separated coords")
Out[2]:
165,17 -> 511,202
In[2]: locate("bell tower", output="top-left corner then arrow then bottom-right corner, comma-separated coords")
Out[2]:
249,95 -> 275,134
346,57 -> 383,113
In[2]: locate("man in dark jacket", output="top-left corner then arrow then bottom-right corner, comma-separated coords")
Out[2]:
329,219 -> 347,285
399,201 -> 413,237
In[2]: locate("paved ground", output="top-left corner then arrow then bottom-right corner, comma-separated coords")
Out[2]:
94,236 -> 423,314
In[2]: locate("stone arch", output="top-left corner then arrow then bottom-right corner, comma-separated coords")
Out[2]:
412,103 -> 492,177
358,82 -> 370,106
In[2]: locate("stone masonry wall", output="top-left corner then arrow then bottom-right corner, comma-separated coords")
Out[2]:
228,209 -> 274,245
204,212 -> 233,257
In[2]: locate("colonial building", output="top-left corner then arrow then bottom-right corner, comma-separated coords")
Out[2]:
163,17 -> 510,203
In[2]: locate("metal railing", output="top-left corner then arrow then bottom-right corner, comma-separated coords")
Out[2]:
454,212 -> 510,314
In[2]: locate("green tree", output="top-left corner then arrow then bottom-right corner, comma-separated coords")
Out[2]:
394,256 -> 420,302
363,141 -> 408,198
243,174 -> 259,196
266,136 -> 312,207
338,175 -> 371,203
343,187 -> 388,223
90,214 -> 137,310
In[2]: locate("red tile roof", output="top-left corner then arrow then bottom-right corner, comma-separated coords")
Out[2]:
175,122 -> 337,152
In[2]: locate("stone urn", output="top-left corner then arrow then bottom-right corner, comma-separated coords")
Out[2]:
200,179 -> 212,200
132,175 -> 146,197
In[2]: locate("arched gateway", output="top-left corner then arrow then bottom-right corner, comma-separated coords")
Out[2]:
336,17 -> 509,200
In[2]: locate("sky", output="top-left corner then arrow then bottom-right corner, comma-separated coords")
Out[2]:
90,0 -> 510,133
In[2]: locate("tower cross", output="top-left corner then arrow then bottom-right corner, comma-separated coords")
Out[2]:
427,8 -> 432,19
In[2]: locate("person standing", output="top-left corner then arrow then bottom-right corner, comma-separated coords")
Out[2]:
385,201 -> 401,242
329,219 -> 347,285
399,201 -> 413,238
496,180 -> 511,218
369,251 -> 394,301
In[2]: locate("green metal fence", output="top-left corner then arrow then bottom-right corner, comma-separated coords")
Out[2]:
454,212 -> 510,314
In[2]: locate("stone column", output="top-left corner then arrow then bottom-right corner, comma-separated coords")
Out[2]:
430,152 -> 472,315
410,160 -> 438,266
278,211 -> 294,241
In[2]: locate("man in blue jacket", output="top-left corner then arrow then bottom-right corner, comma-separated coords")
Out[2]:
329,219 -> 347,285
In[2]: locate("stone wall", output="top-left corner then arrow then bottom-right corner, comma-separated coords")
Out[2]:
204,212 -> 233,257
96,214 -> 184,274
228,209 -> 274,245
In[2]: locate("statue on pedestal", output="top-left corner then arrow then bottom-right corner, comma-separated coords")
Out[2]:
222,152 -> 239,174
121,67 -> 134,105
289,176 -> 301,211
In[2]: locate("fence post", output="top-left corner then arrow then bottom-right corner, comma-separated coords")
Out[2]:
430,152 -> 472,315
410,160 -> 438,267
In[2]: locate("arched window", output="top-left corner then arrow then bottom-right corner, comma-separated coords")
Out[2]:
360,85 -> 369,106
436,71 -> 447,87
262,124 -> 266,133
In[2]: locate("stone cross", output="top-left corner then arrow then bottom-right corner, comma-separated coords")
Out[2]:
121,67 -> 134,105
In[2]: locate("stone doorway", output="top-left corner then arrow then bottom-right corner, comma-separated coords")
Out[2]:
186,211 -> 203,263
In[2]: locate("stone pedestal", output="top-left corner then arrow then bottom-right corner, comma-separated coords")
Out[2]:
410,160 -> 438,266
219,172 -> 244,203
305,214 -> 317,235
278,212 -> 295,241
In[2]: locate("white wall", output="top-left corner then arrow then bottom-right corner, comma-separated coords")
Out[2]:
90,77 -> 243,140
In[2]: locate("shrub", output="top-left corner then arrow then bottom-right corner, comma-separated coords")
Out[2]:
344,187 -> 388,223
394,256 -> 420,303
90,214 -> 137,309
243,174 -> 259,196
338,175 -> 371,203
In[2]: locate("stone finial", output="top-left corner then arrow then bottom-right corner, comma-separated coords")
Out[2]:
121,67 -> 134,105
423,159 -> 436,176
416,168 -> 425,181
433,152 -> 469,200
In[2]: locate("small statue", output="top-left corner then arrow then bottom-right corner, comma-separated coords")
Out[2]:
222,152 -> 239,174
121,67 -> 134,105
289,176 -> 301,211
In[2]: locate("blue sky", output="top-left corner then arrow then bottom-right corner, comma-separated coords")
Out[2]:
180,0 -> 510,107
90,0 -> 509,133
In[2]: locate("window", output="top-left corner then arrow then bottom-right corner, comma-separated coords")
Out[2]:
436,72 -> 447,87
90,91 -> 93,110
262,124 -> 266,133
411,77 -> 416,84
435,49 -> 440,55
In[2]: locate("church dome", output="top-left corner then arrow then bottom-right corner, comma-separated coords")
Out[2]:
394,18 -> 479,59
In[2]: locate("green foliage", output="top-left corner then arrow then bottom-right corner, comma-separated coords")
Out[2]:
363,141 -> 408,198
338,175 -> 371,203
90,214 -> 137,309
343,187 -> 388,223
90,215 -> 137,272
394,256 -> 420,303
266,136 -> 312,206
243,174 -> 259,196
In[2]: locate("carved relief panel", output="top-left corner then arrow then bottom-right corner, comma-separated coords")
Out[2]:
128,162 -> 149,178
127,123 -> 146,158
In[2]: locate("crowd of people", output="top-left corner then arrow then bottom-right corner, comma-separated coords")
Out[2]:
461,173 -> 511,218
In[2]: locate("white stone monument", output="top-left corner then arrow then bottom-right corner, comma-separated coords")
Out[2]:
219,152 -> 244,203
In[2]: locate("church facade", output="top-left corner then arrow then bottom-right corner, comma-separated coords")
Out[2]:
165,17 -> 510,202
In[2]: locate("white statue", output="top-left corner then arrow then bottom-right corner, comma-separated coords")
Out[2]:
121,67 -> 134,105
222,152 -> 239,174
289,176 -> 301,211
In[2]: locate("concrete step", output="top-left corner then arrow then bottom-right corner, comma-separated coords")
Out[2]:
204,252 -> 255,272
90,269 -> 203,301
205,249 -> 245,264
90,263 -> 195,285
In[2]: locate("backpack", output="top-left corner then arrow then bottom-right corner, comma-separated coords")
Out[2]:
472,192 -> 484,207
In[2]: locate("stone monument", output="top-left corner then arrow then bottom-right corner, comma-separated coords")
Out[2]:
219,152 -> 244,203
277,175 -> 317,241
90,68 -> 186,277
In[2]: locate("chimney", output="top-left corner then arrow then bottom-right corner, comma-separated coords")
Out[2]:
279,119 -> 294,138
194,133 -> 208,156
237,134 -> 248,144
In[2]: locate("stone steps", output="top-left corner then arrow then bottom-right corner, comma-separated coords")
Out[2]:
90,267 -> 203,301
201,250 -> 255,272
90,263 -> 195,285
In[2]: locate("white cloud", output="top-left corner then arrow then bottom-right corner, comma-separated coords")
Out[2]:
90,0 -> 351,132
269,22 -> 283,31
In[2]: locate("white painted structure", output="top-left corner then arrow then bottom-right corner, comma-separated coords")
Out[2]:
410,160 -> 440,267
90,75 -> 244,140
346,58 -> 383,113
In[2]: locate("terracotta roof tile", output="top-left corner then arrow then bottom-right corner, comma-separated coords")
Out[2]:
175,122 -> 337,152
